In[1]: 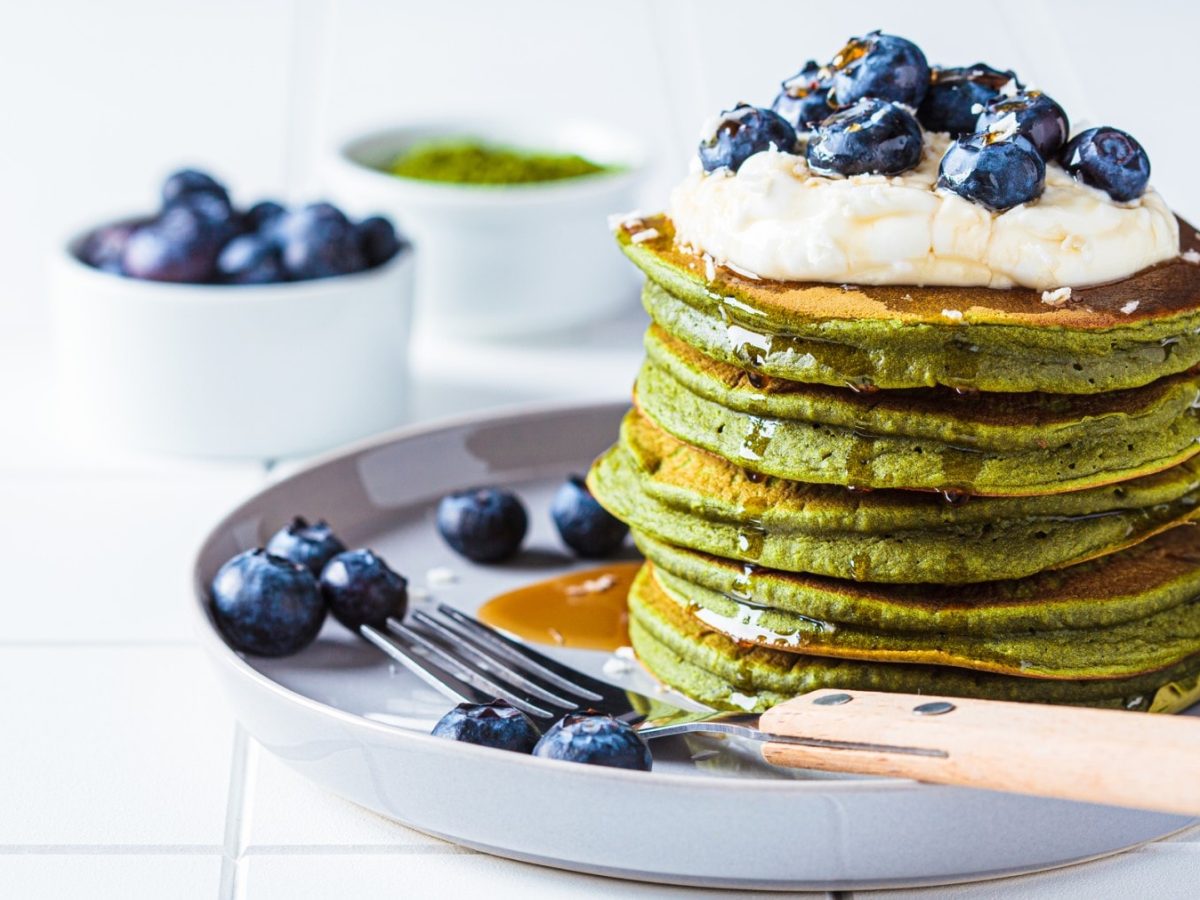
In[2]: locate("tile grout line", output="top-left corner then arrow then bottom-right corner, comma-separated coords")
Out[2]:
217,725 -> 252,900
0,845 -> 221,855
281,0 -> 338,199
242,844 -> 475,857
0,640 -> 195,648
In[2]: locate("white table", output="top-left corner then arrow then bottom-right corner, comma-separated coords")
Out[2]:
2,301 -> 1197,900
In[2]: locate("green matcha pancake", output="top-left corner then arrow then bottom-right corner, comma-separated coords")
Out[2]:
588,410 -> 1200,583
618,215 -> 1200,394
628,565 -> 1200,713
648,562 -> 1200,680
635,527 -> 1200,635
637,325 -> 1200,495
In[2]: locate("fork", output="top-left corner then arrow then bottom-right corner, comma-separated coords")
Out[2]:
361,603 -> 1200,817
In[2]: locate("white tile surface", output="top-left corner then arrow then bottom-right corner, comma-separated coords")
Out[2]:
0,467 -> 264,642
1,3 -> 1198,897
0,853 -> 221,900
0,646 -> 234,845
240,738 -> 448,850
238,851 -> 834,899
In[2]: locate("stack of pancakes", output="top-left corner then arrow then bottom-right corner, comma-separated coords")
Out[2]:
588,214 -> 1200,713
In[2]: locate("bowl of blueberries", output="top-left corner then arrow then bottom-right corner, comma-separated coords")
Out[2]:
51,169 -> 414,459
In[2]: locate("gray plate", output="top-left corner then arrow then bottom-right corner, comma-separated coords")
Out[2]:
191,401 -> 1197,891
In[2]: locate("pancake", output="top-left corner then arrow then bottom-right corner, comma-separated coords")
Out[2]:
635,527 -> 1200,634
619,215 -> 1200,394
649,563 -> 1200,680
628,564 -> 1200,713
639,324 -> 1200,494
587,410 -> 1200,583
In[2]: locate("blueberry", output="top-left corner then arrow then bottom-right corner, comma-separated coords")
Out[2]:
79,222 -> 136,273
431,700 -> 542,752
829,31 -> 930,108
210,548 -> 326,657
806,98 -> 924,177
697,104 -> 798,174
356,215 -> 404,268
319,548 -> 408,632
244,200 -> 286,232
976,91 -> 1069,160
275,203 -> 365,280
265,517 -> 346,576
121,205 -> 222,283
217,233 -> 286,284
918,64 -> 1020,136
1060,127 -> 1151,202
770,60 -> 833,131
436,487 -> 528,563
532,712 -> 652,770
937,133 -> 1045,211
161,168 -> 230,209
550,475 -> 628,558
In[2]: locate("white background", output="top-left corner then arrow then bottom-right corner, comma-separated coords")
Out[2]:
1,2 -> 1198,897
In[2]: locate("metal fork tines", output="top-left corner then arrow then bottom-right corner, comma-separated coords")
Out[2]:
361,602 -> 946,757
361,603 -> 638,722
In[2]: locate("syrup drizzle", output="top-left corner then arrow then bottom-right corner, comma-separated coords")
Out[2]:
476,562 -> 641,652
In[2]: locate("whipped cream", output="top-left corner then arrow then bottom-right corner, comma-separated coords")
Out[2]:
669,133 -> 1179,290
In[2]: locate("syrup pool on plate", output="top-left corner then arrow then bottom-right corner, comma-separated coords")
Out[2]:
477,562 -> 641,652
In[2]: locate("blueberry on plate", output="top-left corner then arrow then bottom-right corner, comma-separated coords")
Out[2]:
697,103 -> 798,174
436,487 -> 528,563
244,199 -> 287,232
275,202 -> 365,280
217,233 -> 286,284
356,215 -> 404,268
918,63 -> 1020,136
431,700 -> 542,753
121,204 -> 223,283
79,221 -> 137,273
161,168 -> 231,208
551,475 -> 628,558
210,548 -> 326,657
806,98 -> 924,177
829,31 -> 930,108
532,712 -> 652,771
1060,127 -> 1151,202
265,517 -> 346,576
937,133 -> 1046,211
319,548 -> 408,631
770,60 -> 833,132
975,91 -> 1069,160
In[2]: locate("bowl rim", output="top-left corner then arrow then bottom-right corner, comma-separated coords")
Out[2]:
331,115 -> 650,208
55,216 -> 415,303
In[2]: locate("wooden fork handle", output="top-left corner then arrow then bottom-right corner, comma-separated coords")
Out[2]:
758,688 -> 1200,816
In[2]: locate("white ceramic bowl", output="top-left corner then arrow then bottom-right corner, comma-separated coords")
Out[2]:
326,118 -> 646,339
50,226 -> 415,459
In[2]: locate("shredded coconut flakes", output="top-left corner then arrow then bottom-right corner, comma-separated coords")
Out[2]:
629,228 -> 660,244
1183,249 -> 1200,264
1121,300 -> 1140,315
941,309 -> 964,321
1041,287 -> 1072,307
724,261 -> 762,280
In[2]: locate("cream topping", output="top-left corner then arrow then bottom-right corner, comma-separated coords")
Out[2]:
669,133 -> 1179,290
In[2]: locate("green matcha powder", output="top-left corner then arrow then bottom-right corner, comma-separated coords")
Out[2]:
387,140 -> 612,185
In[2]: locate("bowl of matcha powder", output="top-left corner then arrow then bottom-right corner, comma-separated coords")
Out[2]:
329,119 -> 647,339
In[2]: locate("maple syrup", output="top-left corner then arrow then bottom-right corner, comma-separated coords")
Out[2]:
477,562 -> 641,652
